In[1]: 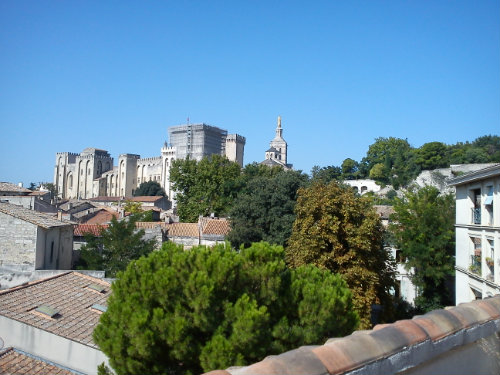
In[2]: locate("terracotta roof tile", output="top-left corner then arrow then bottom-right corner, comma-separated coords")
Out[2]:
89,196 -> 121,202
28,191 -> 49,196
166,223 -> 199,237
0,182 -> 31,193
202,218 -> 231,236
210,296 -> 500,375
473,298 -> 500,319
82,210 -> 118,225
412,309 -> 463,341
233,347 -> 327,375
446,303 -> 492,328
0,272 -> 110,348
130,196 -> 164,202
74,224 -> 108,236
0,347 -> 82,374
318,331 -> 384,373
0,202 -> 72,229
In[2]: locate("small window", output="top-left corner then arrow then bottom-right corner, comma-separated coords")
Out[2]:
90,304 -> 108,313
35,305 -> 60,318
87,283 -> 106,293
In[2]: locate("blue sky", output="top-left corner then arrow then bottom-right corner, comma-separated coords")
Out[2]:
1,1 -> 499,186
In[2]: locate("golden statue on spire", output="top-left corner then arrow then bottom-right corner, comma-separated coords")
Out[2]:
278,115 -> 281,128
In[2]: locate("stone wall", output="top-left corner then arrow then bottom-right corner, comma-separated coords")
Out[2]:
0,211 -> 38,268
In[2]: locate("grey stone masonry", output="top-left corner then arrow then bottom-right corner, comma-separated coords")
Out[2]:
0,212 -> 38,267
0,202 -> 71,229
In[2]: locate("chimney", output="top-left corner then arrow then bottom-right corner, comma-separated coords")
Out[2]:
57,210 -> 63,221
18,182 -> 23,188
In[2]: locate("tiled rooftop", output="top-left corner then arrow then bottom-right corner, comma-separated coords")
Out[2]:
89,196 -> 165,203
27,191 -> 49,196
130,196 -> 165,202
0,347 -> 82,375
202,218 -> 231,236
135,222 -> 167,229
74,224 -> 108,237
166,222 -> 199,237
0,182 -> 31,194
204,296 -> 500,375
82,209 -> 118,225
0,202 -> 72,229
0,272 -> 110,348
88,196 -> 121,202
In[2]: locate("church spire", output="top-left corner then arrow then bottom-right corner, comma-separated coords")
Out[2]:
276,115 -> 283,138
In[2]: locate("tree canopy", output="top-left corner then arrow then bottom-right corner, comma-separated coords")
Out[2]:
309,135 -> 499,189
133,181 -> 166,197
389,186 -> 455,311
286,181 -> 395,329
75,215 -> 156,277
170,155 -> 242,222
227,169 -> 309,248
94,242 -> 358,374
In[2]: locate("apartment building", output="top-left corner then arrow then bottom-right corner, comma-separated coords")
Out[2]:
449,164 -> 500,303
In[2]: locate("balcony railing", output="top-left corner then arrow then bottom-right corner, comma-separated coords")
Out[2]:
469,254 -> 482,276
472,208 -> 481,225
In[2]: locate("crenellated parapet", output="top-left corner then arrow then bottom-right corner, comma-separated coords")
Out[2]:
138,156 -> 162,164
226,134 -> 246,144
119,153 -> 140,159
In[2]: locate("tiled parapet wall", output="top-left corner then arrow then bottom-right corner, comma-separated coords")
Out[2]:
205,296 -> 500,375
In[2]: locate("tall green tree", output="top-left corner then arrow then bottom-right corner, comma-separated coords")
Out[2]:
310,165 -> 342,183
94,242 -> 358,375
133,181 -> 166,197
415,142 -> 449,170
341,158 -> 359,180
170,155 -> 242,222
76,215 -> 156,277
389,186 -> 455,311
286,181 -> 396,329
360,137 -> 417,187
228,170 -> 309,248
472,135 -> 500,161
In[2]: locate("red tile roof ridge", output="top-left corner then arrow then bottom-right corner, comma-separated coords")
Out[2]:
212,296 -> 500,375
0,271 -> 108,297
130,196 -> 164,202
0,271 -> 73,296
75,272 -> 110,286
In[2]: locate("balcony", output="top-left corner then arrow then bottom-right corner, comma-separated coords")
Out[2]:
469,254 -> 481,276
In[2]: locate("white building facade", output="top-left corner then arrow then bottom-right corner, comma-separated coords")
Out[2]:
449,164 -> 500,304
